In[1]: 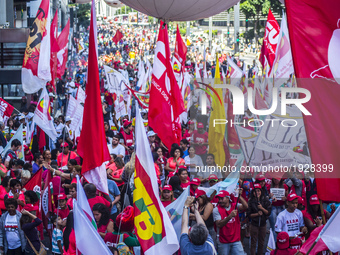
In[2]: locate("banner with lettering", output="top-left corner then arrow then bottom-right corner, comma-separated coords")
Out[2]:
0,98 -> 14,123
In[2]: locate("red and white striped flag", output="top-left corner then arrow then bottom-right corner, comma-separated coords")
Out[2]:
134,103 -> 179,255
77,0 -> 110,194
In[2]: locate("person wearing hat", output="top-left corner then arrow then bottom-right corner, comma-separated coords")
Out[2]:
275,193 -> 308,238
57,142 -> 77,167
285,172 -> 307,208
247,183 -> 272,255
270,231 -> 298,255
303,194 -> 330,233
147,130 -> 158,153
189,178 -> 201,196
54,193 -> 70,221
213,189 -> 248,254
160,185 -> 175,207
191,122 -> 209,163
119,120 -> 134,163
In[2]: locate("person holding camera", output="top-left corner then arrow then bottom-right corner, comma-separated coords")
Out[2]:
180,196 -> 216,255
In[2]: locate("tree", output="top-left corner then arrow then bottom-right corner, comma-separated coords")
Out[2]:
77,3 -> 91,29
240,0 -> 283,43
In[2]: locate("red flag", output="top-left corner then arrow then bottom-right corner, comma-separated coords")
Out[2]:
22,0 -> 51,94
57,19 -> 70,79
259,9 -> 280,72
299,226 -> 328,255
24,167 -> 42,192
41,169 -> 53,239
0,98 -> 14,123
148,21 -> 184,150
286,0 -> 340,202
112,29 -> 123,44
50,10 -> 58,91
77,0 -> 110,194
172,25 -> 187,75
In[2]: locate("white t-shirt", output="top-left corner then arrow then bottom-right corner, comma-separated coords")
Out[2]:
184,155 -> 204,174
108,143 -> 126,157
275,209 -> 304,237
5,214 -> 21,249
55,123 -> 64,137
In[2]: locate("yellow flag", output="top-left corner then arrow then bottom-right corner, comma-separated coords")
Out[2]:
186,38 -> 191,46
208,55 -> 226,167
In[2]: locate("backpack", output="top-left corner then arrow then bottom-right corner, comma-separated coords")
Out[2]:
116,234 -> 133,255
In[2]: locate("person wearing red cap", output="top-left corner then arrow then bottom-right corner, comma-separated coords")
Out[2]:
247,183 -> 272,255
303,194 -> 330,233
54,193 -> 70,221
191,122 -> 209,163
56,142 -> 77,167
119,120 -> 134,163
189,178 -> 201,196
275,193 -> 308,238
160,185 -> 175,207
190,190 -> 216,247
270,231 -> 298,255
182,120 -> 195,143
213,188 -> 248,254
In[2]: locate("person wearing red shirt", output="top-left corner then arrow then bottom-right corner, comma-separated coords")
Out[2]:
213,189 -> 248,254
303,194 -> 330,233
119,120 -> 134,163
182,120 -> 195,143
63,212 -> 77,255
57,142 -> 77,167
160,185 -> 175,208
191,122 -> 209,163
92,203 -> 114,239
164,147 -> 185,179
84,183 -> 112,210
54,194 -> 70,221
6,179 -> 25,211
67,183 -> 77,210
189,178 -> 201,196
178,167 -> 190,189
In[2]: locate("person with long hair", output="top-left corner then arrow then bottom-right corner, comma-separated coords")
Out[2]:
20,209 -> 42,255
247,183 -> 271,255
63,211 -> 76,255
165,145 -> 185,179
303,194 -> 330,233
190,190 -> 216,246
0,155 -> 7,180
182,120 -> 195,143
107,157 -> 125,188
160,185 -> 175,207
23,191 -> 39,215
92,203 -> 114,239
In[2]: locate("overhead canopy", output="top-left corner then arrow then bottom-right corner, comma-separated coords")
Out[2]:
104,0 -> 124,8
119,0 -> 240,21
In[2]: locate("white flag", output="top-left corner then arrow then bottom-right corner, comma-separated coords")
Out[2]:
33,87 -> 58,141
66,96 -> 84,141
266,229 -> 276,255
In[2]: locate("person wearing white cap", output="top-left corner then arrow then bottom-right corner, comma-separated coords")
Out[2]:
147,130 -> 158,152
65,116 -> 74,141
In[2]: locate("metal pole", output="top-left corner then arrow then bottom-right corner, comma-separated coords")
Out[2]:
234,2 -> 240,54
186,21 -> 190,37
209,16 -> 212,48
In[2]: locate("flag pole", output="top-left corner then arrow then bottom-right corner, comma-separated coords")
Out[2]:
318,199 -> 333,255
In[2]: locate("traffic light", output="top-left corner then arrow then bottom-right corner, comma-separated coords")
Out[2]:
236,32 -> 240,42
246,18 -> 249,29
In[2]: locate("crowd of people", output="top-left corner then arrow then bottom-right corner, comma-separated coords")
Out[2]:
0,21 -> 337,255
